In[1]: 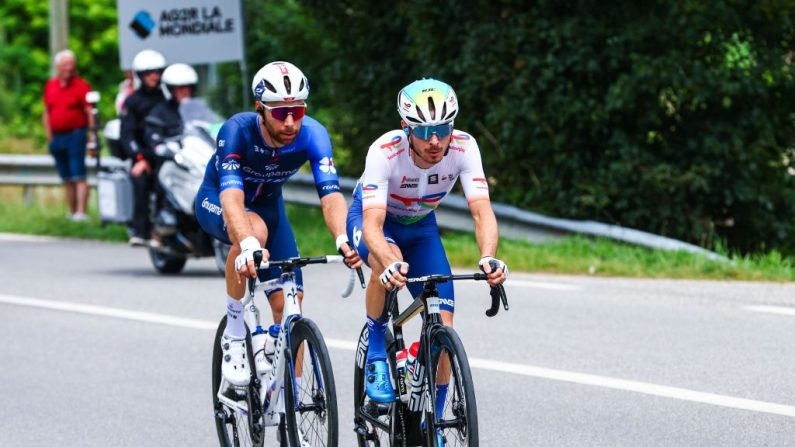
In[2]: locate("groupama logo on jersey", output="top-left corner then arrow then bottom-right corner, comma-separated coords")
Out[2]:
221,154 -> 241,171
318,157 -> 336,175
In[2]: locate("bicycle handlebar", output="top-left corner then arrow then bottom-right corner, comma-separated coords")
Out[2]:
252,251 -> 345,269
403,270 -> 510,317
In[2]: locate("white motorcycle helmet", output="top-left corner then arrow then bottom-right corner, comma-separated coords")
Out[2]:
161,63 -> 198,100
397,78 -> 458,126
162,63 -> 198,86
132,49 -> 167,78
251,61 -> 309,102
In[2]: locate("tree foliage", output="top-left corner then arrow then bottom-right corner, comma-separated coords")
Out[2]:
299,0 -> 795,253
1,0 -> 794,253
0,0 -> 119,138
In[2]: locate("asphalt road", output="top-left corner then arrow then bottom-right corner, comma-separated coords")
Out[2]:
1,234 -> 794,446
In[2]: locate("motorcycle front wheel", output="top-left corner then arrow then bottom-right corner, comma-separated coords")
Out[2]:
148,247 -> 187,274
213,240 -> 231,275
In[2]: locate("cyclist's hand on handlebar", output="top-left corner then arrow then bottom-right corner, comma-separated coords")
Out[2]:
379,261 -> 408,291
479,256 -> 508,286
336,235 -> 363,269
234,236 -> 268,284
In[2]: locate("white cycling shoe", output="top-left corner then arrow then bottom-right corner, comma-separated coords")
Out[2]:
221,334 -> 251,387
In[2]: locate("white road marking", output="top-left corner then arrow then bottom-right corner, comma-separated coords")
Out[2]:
504,279 -> 583,291
469,358 -> 795,417
0,294 -> 217,330
2,293 -> 793,418
0,233 -> 65,243
744,305 -> 795,317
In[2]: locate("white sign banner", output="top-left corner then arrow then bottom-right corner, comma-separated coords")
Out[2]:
117,0 -> 244,69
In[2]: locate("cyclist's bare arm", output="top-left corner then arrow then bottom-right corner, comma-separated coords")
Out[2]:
320,192 -> 362,268
220,188 -> 262,280
363,206 -> 407,289
468,198 -> 506,286
220,189 -> 255,246
469,198 -> 499,259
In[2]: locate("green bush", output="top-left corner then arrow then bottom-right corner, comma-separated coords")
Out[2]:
3,0 -> 794,255
300,0 -> 795,254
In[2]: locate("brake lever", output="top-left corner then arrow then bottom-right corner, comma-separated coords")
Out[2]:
339,242 -> 366,289
248,250 -> 264,298
498,284 -> 509,311
484,259 -> 509,317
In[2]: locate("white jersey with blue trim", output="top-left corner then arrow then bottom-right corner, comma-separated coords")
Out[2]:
359,129 -> 489,224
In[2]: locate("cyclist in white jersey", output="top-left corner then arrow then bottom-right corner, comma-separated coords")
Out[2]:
346,79 -> 508,411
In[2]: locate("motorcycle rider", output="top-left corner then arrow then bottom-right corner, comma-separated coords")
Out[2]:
145,63 -> 198,152
142,63 -> 199,247
120,49 -> 167,247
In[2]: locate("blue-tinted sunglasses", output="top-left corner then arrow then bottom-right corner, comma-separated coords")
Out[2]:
411,123 -> 453,141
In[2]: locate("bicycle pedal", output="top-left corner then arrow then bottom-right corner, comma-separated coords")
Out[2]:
353,422 -> 369,437
217,384 -> 249,414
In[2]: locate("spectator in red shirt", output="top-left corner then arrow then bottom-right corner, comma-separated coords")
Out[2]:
42,49 -> 97,222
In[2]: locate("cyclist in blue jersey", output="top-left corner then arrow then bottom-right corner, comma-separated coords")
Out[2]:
197,61 -> 361,386
346,79 -> 508,436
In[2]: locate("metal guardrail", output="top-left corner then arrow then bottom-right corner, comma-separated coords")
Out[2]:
0,154 -> 720,258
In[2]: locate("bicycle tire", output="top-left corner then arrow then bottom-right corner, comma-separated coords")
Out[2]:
427,326 -> 478,447
283,318 -> 339,446
212,316 -> 264,447
353,324 -> 406,447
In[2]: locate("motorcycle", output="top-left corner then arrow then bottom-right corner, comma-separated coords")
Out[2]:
102,98 -> 229,274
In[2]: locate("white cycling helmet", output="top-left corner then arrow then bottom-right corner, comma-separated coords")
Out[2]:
251,61 -> 309,102
162,63 -> 198,87
132,49 -> 166,73
397,78 -> 458,126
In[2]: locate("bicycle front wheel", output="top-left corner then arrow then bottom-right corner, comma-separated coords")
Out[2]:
428,326 -> 478,447
283,318 -> 338,446
212,316 -> 264,447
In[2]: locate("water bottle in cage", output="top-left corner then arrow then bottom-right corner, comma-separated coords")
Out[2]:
264,323 -> 280,364
251,327 -> 272,377
396,348 -> 409,403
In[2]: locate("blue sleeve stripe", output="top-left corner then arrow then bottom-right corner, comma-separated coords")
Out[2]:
220,177 -> 244,191
316,180 -> 341,198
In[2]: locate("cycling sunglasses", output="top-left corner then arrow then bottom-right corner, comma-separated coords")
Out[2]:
261,103 -> 307,121
410,123 -> 453,141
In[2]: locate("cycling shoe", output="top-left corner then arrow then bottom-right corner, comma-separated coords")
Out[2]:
365,360 -> 396,403
221,334 -> 251,386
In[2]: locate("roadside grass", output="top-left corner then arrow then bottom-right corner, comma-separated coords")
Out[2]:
1,186 -> 793,281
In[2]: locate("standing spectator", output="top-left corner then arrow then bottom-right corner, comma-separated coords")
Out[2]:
42,49 -> 97,222
119,49 -> 167,246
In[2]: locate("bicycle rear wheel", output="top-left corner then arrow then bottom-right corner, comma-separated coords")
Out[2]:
283,318 -> 339,446
353,324 -> 405,447
427,326 -> 478,447
212,316 -> 264,447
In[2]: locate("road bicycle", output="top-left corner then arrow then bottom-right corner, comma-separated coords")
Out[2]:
353,267 -> 509,446
212,252 -> 361,446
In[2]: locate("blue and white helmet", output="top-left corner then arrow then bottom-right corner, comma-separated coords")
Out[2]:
397,78 -> 458,126
251,61 -> 309,102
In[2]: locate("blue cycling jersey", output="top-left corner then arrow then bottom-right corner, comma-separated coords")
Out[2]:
201,112 -> 340,204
